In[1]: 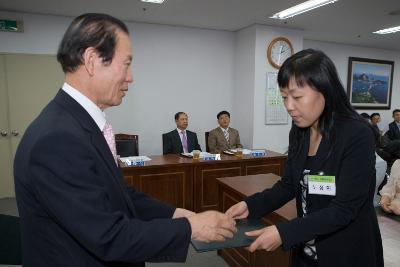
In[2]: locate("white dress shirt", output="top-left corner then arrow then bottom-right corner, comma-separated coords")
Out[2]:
62,82 -> 106,131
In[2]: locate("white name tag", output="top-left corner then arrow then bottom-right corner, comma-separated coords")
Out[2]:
308,175 -> 336,196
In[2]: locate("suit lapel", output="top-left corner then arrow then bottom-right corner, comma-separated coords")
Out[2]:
314,134 -> 331,171
228,128 -> 233,146
173,130 -> 183,152
54,90 -> 137,215
186,131 -> 193,152
293,129 -> 331,185
293,130 -> 310,188
55,90 -> 120,178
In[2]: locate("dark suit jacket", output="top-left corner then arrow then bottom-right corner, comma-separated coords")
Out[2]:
162,129 -> 201,154
245,117 -> 383,267
386,121 -> 400,141
207,127 -> 242,153
14,90 -> 191,267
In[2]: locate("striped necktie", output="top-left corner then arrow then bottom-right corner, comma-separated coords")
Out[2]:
103,122 -> 118,165
223,129 -> 229,142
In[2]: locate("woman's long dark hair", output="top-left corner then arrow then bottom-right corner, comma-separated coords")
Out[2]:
277,49 -> 364,157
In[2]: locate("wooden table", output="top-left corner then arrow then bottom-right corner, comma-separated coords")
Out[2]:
120,151 -> 287,212
217,173 -> 297,267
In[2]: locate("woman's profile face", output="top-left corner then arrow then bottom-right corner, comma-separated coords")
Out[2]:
280,79 -> 325,129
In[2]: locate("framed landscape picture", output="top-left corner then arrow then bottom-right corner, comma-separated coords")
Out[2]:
347,57 -> 394,109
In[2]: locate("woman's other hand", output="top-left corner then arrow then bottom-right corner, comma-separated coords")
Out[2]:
225,201 -> 249,219
245,225 -> 282,252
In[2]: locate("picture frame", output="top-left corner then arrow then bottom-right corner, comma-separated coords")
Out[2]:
347,57 -> 394,109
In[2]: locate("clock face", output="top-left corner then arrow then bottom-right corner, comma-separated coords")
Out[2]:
267,37 -> 294,69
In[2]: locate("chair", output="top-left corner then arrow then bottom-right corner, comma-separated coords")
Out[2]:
115,133 -> 139,157
0,214 -> 22,265
205,132 -> 210,152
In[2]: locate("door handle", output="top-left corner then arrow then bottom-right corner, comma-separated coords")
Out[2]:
11,130 -> 19,137
0,131 -> 7,137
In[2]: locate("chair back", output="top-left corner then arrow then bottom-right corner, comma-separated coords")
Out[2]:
205,131 -> 210,152
115,133 -> 139,157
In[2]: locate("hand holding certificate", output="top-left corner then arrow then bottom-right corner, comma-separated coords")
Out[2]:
187,210 -> 236,243
191,218 -> 265,252
195,200 -> 282,253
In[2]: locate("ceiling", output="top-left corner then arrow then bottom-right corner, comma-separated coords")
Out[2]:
1,0 -> 400,50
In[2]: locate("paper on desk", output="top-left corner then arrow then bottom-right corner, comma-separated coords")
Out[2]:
119,156 -> 152,163
229,148 -> 252,155
181,152 -> 221,159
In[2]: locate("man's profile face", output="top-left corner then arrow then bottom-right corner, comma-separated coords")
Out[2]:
93,30 -> 133,110
394,112 -> 400,123
175,113 -> 188,130
218,114 -> 230,129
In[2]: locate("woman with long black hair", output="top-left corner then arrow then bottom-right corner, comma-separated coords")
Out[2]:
226,49 -> 383,267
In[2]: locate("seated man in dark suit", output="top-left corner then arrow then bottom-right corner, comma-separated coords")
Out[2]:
163,112 -> 201,154
370,113 -> 381,147
208,110 -> 242,154
386,109 -> 400,141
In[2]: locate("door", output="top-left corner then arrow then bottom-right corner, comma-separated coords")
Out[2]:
0,54 -> 64,198
0,55 -> 13,198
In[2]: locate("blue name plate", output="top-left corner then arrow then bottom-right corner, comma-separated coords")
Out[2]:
128,160 -> 145,166
251,151 -> 266,157
203,156 -> 217,161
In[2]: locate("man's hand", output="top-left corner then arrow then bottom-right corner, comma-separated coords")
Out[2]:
245,225 -> 282,252
188,210 -> 236,243
172,208 -> 196,219
225,201 -> 249,219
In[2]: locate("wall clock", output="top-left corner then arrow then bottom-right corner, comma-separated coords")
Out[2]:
267,37 -> 294,69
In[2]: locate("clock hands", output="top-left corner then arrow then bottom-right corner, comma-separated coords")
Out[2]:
278,45 -> 283,64
280,47 -> 289,54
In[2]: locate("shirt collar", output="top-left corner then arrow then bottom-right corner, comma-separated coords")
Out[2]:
220,126 -> 229,132
62,82 -> 106,131
176,128 -> 186,134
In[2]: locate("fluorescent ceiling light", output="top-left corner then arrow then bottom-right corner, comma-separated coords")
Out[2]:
271,0 -> 338,20
373,26 -> 400,34
141,0 -> 165,4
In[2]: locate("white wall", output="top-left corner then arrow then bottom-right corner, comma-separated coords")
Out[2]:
252,25 -> 303,153
0,11 -> 235,155
304,39 -> 400,132
0,11 -> 70,54
231,26 -> 256,149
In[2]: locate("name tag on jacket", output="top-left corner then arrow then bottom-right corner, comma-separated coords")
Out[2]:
308,175 -> 336,196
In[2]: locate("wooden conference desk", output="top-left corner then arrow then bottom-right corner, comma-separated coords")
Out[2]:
120,151 -> 287,212
217,173 -> 297,267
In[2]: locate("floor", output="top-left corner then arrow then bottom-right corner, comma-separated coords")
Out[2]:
1,197 -> 399,267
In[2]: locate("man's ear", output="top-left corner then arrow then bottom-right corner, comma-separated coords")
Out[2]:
82,47 -> 98,76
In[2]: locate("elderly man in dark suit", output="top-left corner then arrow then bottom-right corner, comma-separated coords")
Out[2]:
386,109 -> 400,141
163,112 -> 201,154
208,110 -> 242,153
14,13 -> 235,267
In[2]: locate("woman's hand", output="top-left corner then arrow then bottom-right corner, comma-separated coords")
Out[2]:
380,195 -> 392,213
225,201 -> 249,219
245,225 -> 282,252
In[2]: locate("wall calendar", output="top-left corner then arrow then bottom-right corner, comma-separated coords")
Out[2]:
265,72 -> 288,125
